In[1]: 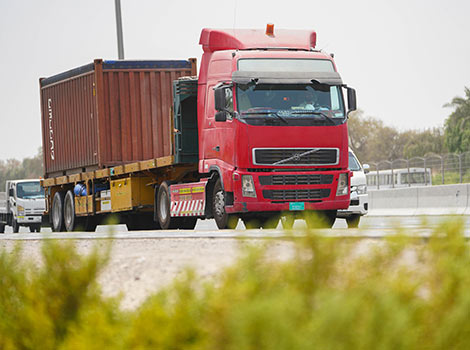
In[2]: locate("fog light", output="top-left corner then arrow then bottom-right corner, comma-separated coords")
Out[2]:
242,175 -> 257,198
336,173 -> 349,196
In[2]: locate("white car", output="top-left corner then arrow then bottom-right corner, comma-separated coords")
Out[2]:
337,149 -> 369,228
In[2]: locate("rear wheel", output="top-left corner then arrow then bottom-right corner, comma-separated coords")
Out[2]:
212,178 -> 238,229
0,223 -> 4,233
64,190 -> 76,232
52,191 -> 65,232
346,214 -> 361,228
156,182 -> 173,229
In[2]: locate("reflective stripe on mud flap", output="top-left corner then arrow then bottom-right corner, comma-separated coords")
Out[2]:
169,180 -> 207,217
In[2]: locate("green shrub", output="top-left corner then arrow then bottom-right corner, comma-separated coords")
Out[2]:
1,218 -> 470,349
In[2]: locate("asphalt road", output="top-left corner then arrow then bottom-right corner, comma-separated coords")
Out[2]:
1,215 -> 468,239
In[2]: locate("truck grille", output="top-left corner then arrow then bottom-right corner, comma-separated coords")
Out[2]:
259,174 -> 333,186
263,189 -> 331,201
253,148 -> 338,166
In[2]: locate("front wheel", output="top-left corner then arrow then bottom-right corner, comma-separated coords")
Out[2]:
12,219 -> 19,233
212,178 -> 238,229
0,223 -> 5,234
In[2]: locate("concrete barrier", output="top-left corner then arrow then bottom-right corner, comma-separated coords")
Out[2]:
369,184 -> 470,216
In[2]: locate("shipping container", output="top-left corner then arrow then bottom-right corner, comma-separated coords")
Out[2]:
40,59 -> 197,178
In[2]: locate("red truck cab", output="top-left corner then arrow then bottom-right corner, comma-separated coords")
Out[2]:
196,27 -> 356,229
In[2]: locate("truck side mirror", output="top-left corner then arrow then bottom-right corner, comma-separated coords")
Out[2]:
347,87 -> 357,113
363,163 -> 370,174
9,188 -> 14,197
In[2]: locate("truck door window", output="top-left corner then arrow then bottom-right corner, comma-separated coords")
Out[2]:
224,88 -> 233,118
207,85 -> 215,119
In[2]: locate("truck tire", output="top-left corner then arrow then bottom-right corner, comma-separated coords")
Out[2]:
12,219 -> 19,233
156,181 -> 173,230
0,223 -> 5,234
212,178 -> 238,229
346,214 -> 361,228
64,190 -> 77,232
305,210 -> 336,229
52,191 -> 65,232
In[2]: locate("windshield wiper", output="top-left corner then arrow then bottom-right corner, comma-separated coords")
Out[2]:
291,111 -> 336,125
240,110 -> 288,124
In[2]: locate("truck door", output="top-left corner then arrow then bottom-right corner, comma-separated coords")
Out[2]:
8,183 -> 15,213
202,84 -> 236,168
202,84 -> 219,160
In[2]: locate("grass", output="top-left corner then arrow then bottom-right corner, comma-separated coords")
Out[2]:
1,218 -> 470,349
432,171 -> 470,185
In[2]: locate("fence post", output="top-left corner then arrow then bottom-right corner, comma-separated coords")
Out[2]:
459,154 -> 463,183
441,156 -> 444,184
424,158 -> 428,186
407,160 -> 410,187
377,167 -> 380,190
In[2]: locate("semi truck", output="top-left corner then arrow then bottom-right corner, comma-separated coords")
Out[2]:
0,179 -> 46,233
40,25 -> 357,232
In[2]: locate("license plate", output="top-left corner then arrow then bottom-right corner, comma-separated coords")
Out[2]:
289,202 -> 305,211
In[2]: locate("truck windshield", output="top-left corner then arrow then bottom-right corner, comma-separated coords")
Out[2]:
236,83 -> 345,126
16,182 -> 45,199
348,152 -> 362,171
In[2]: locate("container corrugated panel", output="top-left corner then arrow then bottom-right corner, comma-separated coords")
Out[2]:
40,59 -> 197,178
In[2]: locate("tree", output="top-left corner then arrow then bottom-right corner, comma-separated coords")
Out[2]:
348,111 -> 446,163
444,87 -> 470,153
402,128 -> 447,159
348,110 -> 405,162
0,148 -> 43,190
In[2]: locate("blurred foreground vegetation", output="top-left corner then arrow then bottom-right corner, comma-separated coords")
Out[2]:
1,218 -> 470,349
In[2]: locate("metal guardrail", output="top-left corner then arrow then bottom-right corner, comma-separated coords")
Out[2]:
366,152 -> 470,190
368,183 -> 470,216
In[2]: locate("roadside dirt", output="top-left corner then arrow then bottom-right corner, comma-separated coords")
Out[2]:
0,238 -> 295,309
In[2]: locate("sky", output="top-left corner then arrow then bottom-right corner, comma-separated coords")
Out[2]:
0,0 -> 469,161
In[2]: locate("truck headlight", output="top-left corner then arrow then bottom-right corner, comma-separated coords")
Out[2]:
351,185 -> 367,195
18,205 -> 25,214
336,173 -> 349,196
242,175 -> 257,198
356,185 -> 367,194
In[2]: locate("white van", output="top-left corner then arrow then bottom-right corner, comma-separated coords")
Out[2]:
337,149 -> 369,228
